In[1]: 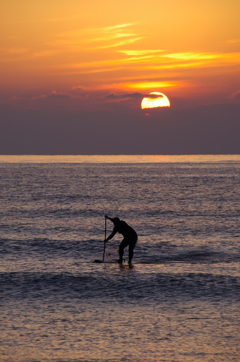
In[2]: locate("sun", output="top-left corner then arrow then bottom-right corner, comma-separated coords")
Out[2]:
141,92 -> 170,109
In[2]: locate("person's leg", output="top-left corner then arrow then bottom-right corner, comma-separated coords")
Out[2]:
128,245 -> 134,264
128,237 -> 137,265
119,239 -> 129,263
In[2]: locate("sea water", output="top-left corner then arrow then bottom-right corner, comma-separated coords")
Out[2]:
0,155 -> 240,362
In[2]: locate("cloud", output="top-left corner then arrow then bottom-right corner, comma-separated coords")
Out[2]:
72,85 -> 90,91
106,92 -> 143,99
6,91 -> 72,102
104,24 -> 133,31
32,91 -> 72,100
125,81 -> 178,90
118,50 -> 164,56
51,23 -> 140,50
228,90 -> 240,101
105,92 -> 163,100
163,52 -> 219,60
97,37 -> 143,49
163,52 -> 240,65
1,91 -> 76,111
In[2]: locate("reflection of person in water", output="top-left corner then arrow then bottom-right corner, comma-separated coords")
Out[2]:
104,215 -> 138,265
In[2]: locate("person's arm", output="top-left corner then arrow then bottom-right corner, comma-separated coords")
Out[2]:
105,227 -> 117,241
105,215 -> 114,223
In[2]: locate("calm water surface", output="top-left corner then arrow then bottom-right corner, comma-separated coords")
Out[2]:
0,155 -> 240,362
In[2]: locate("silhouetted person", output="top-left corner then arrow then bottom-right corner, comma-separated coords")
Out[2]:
105,215 -> 138,265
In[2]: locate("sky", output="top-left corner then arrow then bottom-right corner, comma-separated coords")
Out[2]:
1,0 -> 240,154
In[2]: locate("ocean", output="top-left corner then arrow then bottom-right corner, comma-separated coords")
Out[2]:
0,155 -> 240,362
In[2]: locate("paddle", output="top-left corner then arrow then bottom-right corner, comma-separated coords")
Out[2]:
94,216 -> 107,263
103,216 -> 107,261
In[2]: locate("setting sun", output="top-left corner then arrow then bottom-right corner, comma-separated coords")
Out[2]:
141,92 -> 170,109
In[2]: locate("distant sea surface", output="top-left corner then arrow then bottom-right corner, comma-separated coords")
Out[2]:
1,155 -> 240,362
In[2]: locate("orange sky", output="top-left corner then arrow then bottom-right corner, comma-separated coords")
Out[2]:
1,0 -> 240,110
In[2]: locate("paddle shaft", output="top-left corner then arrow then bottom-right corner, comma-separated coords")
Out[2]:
103,217 -> 107,261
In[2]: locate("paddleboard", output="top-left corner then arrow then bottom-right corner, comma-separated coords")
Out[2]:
94,259 -> 119,263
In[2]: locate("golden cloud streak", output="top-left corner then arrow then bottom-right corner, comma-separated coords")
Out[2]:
118,50 -> 164,56
136,62 -> 205,70
124,81 -> 178,89
53,53 -> 163,72
163,52 -> 240,62
164,52 -> 219,60
50,23 -> 138,49
97,37 -> 143,49
54,50 -> 240,75
104,23 -> 133,30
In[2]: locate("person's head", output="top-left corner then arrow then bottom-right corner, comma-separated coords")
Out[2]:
112,217 -> 120,225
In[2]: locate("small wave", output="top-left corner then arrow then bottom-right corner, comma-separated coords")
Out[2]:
1,270 -> 239,304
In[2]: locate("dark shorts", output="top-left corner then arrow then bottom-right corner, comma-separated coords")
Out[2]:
120,234 -> 138,250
